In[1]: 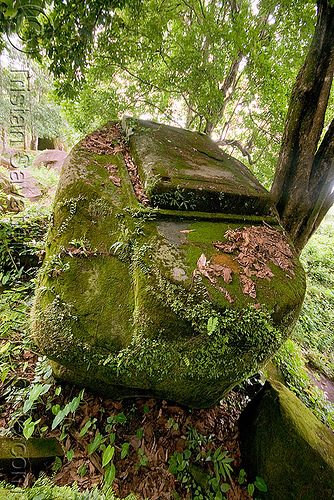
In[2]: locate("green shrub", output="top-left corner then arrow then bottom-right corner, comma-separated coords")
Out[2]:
0,477 -> 139,500
274,217 -> 334,430
0,205 -> 50,285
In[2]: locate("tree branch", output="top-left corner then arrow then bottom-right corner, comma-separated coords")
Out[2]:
180,0 -> 203,25
248,110 -> 281,143
216,138 -> 254,164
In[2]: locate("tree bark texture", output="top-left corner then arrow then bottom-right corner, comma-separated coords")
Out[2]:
1,123 -> 7,154
271,0 -> 334,254
31,135 -> 38,151
24,124 -> 30,150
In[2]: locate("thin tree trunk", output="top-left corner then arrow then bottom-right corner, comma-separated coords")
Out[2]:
24,124 -> 30,150
2,123 -> 7,154
31,134 -> 38,151
204,54 -> 242,136
271,0 -> 334,255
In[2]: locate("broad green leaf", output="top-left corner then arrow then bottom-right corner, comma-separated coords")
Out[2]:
88,432 -> 105,455
136,428 -> 143,440
102,445 -> 115,467
254,476 -> 267,492
238,468 -> 246,484
121,442 -> 130,459
23,383 -> 51,413
79,419 -> 92,437
52,407 -> 69,430
23,417 -> 40,439
52,456 -> 62,472
4,7 -> 18,18
221,483 -> 230,493
104,463 -> 116,486
114,412 -> 127,424
248,483 -> 255,496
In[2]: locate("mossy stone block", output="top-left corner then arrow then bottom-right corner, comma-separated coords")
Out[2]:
0,438 -> 63,471
31,120 -> 306,407
239,380 -> 334,499
124,117 -> 273,215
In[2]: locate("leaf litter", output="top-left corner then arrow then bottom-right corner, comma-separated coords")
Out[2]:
81,123 -> 150,206
196,225 -> 295,301
0,369 -> 252,500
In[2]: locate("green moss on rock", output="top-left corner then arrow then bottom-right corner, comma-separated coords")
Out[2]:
239,380 -> 334,499
31,121 -> 306,408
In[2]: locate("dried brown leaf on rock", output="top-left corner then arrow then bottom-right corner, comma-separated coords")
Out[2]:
212,224 -> 295,298
218,286 -> 234,303
240,275 -> 257,299
222,266 -> 233,284
195,253 -> 234,301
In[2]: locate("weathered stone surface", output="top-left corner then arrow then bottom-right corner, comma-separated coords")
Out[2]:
0,437 -> 63,471
239,380 -> 334,500
9,169 -> 42,202
31,120 -> 306,407
125,117 -> 273,216
0,170 -> 24,213
32,149 -> 68,171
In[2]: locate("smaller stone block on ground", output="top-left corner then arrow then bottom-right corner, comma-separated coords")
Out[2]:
0,437 -> 63,472
239,380 -> 334,500
32,149 -> 68,171
9,170 -> 42,202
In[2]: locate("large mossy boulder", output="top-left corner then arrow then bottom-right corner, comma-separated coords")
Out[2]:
31,118 -> 306,407
239,380 -> 334,499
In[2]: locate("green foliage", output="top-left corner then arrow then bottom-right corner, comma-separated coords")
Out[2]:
168,427 -> 267,499
51,389 -> 84,431
273,217 -> 334,430
23,382 -> 51,413
27,166 -> 60,197
0,205 -> 50,285
57,0 -> 316,185
275,340 -> 334,430
0,52 -> 66,142
22,416 -> 41,439
102,445 -> 115,467
0,476 -> 138,499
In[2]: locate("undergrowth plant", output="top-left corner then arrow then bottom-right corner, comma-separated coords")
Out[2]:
0,205 -> 50,285
168,427 -> 267,500
0,476 -> 139,500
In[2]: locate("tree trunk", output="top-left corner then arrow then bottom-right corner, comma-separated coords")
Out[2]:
31,134 -> 38,151
24,124 -> 30,150
1,124 -> 7,154
271,0 -> 334,255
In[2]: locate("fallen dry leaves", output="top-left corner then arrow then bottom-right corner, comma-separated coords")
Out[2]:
196,224 -> 295,301
0,373 -> 252,500
195,253 -> 234,303
81,123 -> 150,207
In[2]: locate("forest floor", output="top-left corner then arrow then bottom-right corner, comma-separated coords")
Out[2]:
0,344 -> 254,500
